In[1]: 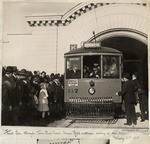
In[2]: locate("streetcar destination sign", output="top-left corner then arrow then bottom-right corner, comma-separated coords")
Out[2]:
68,79 -> 78,86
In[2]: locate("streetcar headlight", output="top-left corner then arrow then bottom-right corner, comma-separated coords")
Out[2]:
88,87 -> 95,95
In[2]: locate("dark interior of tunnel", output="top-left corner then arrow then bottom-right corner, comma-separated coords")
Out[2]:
101,37 -> 148,89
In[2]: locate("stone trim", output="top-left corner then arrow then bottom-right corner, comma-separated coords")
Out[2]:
27,3 -> 147,27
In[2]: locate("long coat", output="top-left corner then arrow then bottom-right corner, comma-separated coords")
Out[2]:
2,76 -> 13,125
2,75 -> 13,108
118,80 -> 137,124
50,81 -> 64,112
118,80 -> 136,104
38,89 -> 49,112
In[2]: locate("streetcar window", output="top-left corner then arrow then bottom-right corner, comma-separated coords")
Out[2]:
66,57 -> 81,79
83,56 -> 101,78
103,56 -> 119,78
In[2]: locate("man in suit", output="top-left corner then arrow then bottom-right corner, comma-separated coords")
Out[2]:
50,77 -> 64,118
68,64 -> 81,79
116,73 -> 137,125
15,69 -> 30,125
89,63 -> 101,78
9,66 -> 19,125
2,66 -> 14,125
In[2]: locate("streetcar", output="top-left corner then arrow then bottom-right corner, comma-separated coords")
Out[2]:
64,42 -> 122,118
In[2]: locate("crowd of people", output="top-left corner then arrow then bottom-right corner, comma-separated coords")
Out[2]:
1,66 -> 149,126
2,66 -> 65,126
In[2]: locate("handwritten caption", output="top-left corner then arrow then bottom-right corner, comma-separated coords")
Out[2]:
2,128 -> 145,142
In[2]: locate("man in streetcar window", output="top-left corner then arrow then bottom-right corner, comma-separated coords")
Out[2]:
89,63 -> 101,78
67,64 -> 81,79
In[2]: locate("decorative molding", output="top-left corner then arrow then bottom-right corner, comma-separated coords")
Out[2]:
26,3 -> 147,27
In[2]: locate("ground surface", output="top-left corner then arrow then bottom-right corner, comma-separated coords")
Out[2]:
43,103 -> 149,129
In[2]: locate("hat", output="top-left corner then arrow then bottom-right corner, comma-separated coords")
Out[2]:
41,71 -> 46,75
54,74 -> 59,79
34,71 -> 37,75
17,69 -> 27,76
123,73 -> 131,80
27,71 -> 33,76
50,73 -> 54,76
5,66 -> 14,73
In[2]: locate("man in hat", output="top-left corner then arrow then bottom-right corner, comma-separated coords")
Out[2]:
8,66 -> 19,125
14,69 -> 30,125
50,77 -> 64,118
2,66 -> 13,82
69,64 -> 81,79
116,73 -> 137,125
2,66 -> 14,125
89,63 -> 100,78
40,71 -> 47,83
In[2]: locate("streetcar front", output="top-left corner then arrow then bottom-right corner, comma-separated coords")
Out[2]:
64,43 -> 122,118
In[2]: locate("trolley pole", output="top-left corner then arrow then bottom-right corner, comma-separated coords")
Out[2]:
93,31 -> 96,43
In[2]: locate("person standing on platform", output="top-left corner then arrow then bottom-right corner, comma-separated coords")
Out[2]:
50,77 -> 64,118
116,73 -> 137,125
132,72 -> 148,122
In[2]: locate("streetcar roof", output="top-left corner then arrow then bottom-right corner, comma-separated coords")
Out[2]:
64,46 -> 122,56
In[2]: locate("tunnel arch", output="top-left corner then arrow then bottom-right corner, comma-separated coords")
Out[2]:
88,28 -> 147,45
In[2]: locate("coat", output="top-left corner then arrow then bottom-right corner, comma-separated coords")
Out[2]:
38,89 -> 49,112
118,80 -> 136,104
50,81 -> 64,103
2,80 -> 12,108
2,76 -> 13,125
50,81 -> 64,112
66,69 -> 81,79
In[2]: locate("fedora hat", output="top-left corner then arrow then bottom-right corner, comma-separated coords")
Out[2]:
17,69 -> 27,76
5,66 -> 14,73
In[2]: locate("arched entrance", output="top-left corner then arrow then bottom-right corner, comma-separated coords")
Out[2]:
88,29 -> 148,89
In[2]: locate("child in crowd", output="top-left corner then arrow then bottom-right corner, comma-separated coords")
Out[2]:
38,83 -> 49,118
